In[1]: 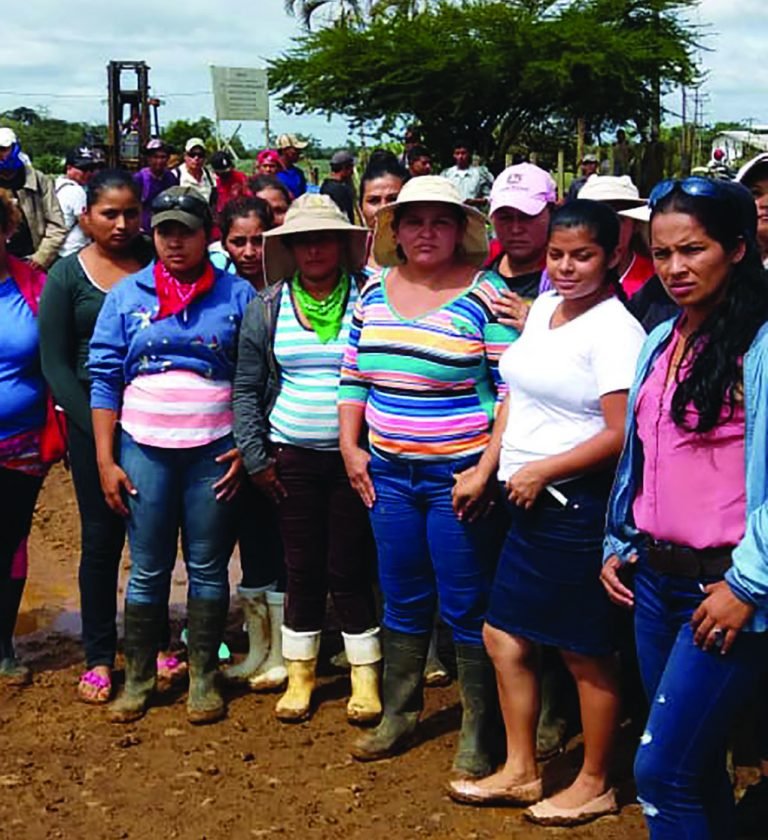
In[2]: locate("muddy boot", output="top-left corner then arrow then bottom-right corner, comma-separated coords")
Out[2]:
110,602 -> 163,723
343,627 -> 382,726
351,628 -> 430,761
0,577 -> 31,686
249,591 -> 288,691
186,598 -> 228,725
536,651 -> 569,760
424,623 -> 451,687
221,586 -> 271,682
275,627 -> 320,722
452,643 -> 499,778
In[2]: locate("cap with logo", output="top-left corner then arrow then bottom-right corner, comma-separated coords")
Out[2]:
184,137 -> 206,154
210,151 -> 235,172
489,163 -> 557,217
65,146 -> 97,169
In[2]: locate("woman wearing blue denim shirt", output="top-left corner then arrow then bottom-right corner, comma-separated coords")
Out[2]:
601,178 -> 768,838
89,186 -> 255,725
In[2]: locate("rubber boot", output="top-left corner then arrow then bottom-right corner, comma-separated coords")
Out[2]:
343,627 -> 382,726
186,597 -> 228,725
351,628 -> 430,761
221,585 -> 271,682
110,602 -> 164,723
0,578 -> 30,686
249,591 -> 288,691
424,623 -> 451,687
452,643 -> 499,778
536,650 -> 570,759
274,627 -> 320,722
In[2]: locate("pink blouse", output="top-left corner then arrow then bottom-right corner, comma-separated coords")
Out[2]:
632,331 -> 746,549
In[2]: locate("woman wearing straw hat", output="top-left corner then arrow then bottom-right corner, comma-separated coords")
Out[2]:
338,175 -> 517,778
233,193 -> 381,725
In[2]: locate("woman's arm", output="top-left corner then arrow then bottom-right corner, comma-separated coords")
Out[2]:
92,407 -> 135,516
507,390 -> 628,509
339,403 -> 375,509
39,265 -> 93,434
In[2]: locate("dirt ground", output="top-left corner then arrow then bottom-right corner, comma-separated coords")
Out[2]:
0,466 -> 749,840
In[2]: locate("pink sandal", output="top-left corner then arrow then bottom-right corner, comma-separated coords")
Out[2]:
156,653 -> 187,686
78,669 -> 112,704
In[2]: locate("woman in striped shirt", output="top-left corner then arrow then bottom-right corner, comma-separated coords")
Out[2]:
89,186 -> 255,724
233,193 -> 381,725
339,176 -> 517,779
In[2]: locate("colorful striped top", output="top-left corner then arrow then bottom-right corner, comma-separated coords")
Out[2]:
270,281 -> 358,450
339,269 -> 518,461
122,370 -> 233,449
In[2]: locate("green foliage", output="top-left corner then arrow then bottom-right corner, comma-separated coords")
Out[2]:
270,0 -> 701,167
161,117 -> 216,153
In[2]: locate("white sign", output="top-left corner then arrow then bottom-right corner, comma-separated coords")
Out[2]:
210,66 -> 269,122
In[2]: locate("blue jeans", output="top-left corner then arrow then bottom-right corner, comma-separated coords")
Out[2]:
120,431 -> 238,605
368,452 -> 494,646
633,562 -> 768,839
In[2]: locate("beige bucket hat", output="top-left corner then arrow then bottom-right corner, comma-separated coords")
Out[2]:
262,193 -> 370,283
373,175 -> 489,267
577,174 -> 649,220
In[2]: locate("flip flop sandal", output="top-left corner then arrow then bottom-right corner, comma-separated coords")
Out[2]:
78,669 -> 112,704
156,654 -> 187,684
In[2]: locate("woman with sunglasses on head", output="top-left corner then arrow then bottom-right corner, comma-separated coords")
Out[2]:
233,193 -> 381,725
89,185 -> 255,724
40,170 -> 157,704
601,177 -> 768,839
447,200 -> 645,824
339,176 -> 517,780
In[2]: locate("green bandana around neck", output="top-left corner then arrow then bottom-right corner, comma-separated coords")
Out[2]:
291,271 -> 350,343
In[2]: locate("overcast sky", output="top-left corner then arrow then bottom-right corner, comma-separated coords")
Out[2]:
1,0 -> 766,149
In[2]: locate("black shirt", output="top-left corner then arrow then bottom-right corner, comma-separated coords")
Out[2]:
486,255 -> 543,300
320,178 -> 356,223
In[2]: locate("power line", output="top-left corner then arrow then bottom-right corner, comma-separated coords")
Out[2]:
0,90 -> 213,99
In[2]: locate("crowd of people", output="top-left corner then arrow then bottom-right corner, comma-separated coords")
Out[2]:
2,119 -> 768,838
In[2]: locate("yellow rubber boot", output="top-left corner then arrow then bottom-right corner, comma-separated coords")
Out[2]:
343,628 -> 382,726
274,627 -> 320,723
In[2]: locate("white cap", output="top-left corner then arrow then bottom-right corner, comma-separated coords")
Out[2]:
0,127 -> 18,148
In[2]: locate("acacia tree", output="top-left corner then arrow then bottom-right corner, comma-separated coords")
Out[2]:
270,0 -> 700,167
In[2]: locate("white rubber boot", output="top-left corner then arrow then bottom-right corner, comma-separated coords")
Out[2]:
221,585 -> 272,682
275,627 -> 321,722
343,627 -> 382,726
248,591 -> 288,691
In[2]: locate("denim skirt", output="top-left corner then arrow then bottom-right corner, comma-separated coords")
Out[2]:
486,473 -> 617,656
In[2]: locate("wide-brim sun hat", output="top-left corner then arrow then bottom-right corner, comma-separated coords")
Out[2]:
262,193 -> 369,283
373,175 -> 488,267
577,174 -> 647,209
736,152 -> 768,186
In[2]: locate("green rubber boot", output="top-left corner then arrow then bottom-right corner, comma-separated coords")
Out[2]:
351,628 -> 430,761
110,602 -> 164,723
186,598 -> 228,725
452,643 -> 500,778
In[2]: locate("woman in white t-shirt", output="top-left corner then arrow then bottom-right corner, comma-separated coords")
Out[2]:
448,200 -> 646,825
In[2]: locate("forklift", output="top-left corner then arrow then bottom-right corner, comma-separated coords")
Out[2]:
106,61 -> 161,170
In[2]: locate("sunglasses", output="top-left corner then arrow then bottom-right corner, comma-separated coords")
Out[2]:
151,191 -> 210,218
187,150 -> 206,159
648,176 -> 729,210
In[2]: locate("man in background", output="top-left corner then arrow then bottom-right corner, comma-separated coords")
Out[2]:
320,150 -> 356,222
276,134 -> 309,198
407,145 -> 432,177
55,147 -> 97,258
440,139 -> 493,208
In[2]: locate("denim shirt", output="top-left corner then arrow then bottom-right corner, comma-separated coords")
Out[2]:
604,318 -> 768,632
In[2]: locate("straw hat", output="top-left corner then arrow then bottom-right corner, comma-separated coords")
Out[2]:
372,175 -> 488,267
262,192 -> 369,283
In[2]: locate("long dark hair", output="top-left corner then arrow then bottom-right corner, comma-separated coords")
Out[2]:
652,185 -> 768,432
548,199 -> 626,303
359,150 -> 408,198
219,196 -> 274,240
85,168 -> 140,209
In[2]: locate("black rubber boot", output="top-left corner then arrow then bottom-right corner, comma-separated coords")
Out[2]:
0,578 -> 30,685
351,628 -> 430,761
186,598 -> 228,725
110,602 -> 164,723
452,643 -> 499,778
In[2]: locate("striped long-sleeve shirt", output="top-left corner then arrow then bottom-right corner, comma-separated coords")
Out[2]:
339,269 -> 518,461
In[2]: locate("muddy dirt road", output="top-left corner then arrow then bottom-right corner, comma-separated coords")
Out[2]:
0,466 -> 694,839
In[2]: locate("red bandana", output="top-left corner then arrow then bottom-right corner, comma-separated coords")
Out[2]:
153,260 -> 215,320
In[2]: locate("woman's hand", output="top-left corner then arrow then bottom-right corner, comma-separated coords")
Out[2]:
691,581 -> 755,655
98,460 -> 137,516
342,445 -> 375,509
249,462 -> 287,505
600,554 -> 636,609
213,448 -> 244,502
452,466 -> 497,523
493,289 -> 532,332
506,462 -> 550,509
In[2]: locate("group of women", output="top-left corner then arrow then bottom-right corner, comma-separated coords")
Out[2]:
2,143 -> 768,837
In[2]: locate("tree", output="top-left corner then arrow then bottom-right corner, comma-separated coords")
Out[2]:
161,117 -> 216,153
270,0 -> 700,167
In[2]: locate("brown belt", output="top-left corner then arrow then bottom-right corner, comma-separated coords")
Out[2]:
645,539 -> 733,579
